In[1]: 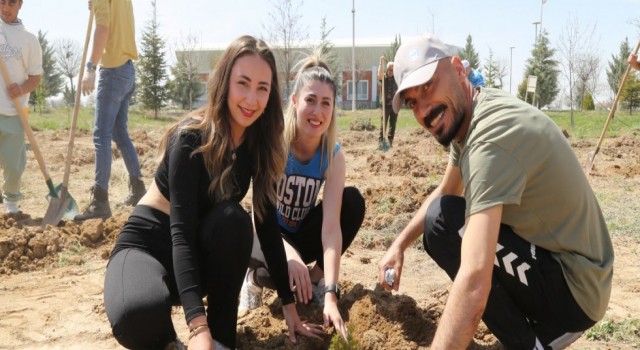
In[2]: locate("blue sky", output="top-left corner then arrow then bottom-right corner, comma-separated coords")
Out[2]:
19,0 -> 640,102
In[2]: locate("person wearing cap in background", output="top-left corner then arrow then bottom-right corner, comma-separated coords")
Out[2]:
378,55 -> 398,147
461,59 -> 485,88
75,0 -> 146,221
0,0 -> 42,214
377,33 -> 613,349
629,53 -> 640,71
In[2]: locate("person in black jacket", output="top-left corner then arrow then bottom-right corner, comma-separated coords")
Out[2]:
103,35 -> 323,350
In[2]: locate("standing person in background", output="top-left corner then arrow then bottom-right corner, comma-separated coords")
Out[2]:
629,53 -> 640,71
378,34 -> 612,349
239,55 -> 365,341
75,0 -> 146,221
462,59 -> 485,88
103,35 -> 323,350
0,0 -> 42,214
378,56 -> 398,147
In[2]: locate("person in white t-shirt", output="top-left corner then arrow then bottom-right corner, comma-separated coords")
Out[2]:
0,0 -> 43,214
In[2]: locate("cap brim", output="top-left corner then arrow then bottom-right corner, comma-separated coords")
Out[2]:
391,60 -> 440,113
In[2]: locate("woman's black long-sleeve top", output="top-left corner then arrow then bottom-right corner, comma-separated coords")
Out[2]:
154,129 -> 294,323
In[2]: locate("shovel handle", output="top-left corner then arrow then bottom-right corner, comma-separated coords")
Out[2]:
585,39 -> 640,173
0,56 -> 53,186
62,12 -> 94,188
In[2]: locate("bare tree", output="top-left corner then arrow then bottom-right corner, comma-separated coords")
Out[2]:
262,0 -> 308,99
557,16 -> 597,128
169,33 -> 204,111
574,54 -> 600,107
55,39 -> 81,107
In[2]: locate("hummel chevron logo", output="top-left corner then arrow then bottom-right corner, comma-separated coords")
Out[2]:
494,243 -> 531,285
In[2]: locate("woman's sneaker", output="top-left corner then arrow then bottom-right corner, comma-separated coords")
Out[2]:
238,269 -> 263,314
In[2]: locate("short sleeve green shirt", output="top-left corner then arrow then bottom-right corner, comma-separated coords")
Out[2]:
450,88 -> 613,321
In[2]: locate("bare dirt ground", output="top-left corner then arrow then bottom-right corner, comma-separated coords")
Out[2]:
1,120 -> 640,349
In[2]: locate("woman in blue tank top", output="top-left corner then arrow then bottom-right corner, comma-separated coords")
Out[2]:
239,55 -> 366,341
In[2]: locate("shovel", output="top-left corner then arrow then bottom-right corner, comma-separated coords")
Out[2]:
43,12 -> 94,227
584,39 -> 640,174
0,56 -> 78,218
379,67 -> 391,152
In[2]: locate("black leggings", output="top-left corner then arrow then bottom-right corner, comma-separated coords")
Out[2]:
104,202 -> 253,349
282,187 -> 365,270
423,195 -> 595,349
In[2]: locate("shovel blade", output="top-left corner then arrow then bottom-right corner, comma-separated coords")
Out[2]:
43,186 -> 76,227
379,138 -> 391,152
45,184 -> 79,221
584,151 -> 595,174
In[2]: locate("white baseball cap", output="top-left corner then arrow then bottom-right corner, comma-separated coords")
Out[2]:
392,34 -> 451,113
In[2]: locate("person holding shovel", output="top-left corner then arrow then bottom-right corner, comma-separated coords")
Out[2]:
378,56 -> 398,148
238,56 -> 365,341
0,0 -> 42,214
629,53 -> 640,71
377,34 -> 613,349
75,0 -> 145,221
103,35 -> 324,350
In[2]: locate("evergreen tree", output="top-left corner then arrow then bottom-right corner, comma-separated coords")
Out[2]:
581,91 -> 595,110
620,72 -> 640,114
482,49 -> 502,89
315,16 -> 341,93
29,30 -> 63,109
383,34 -> 401,63
458,34 -> 480,69
606,38 -> 631,96
517,30 -> 559,108
136,0 -> 168,118
169,51 -> 204,110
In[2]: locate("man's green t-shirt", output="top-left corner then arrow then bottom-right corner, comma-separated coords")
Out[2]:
450,88 -> 613,321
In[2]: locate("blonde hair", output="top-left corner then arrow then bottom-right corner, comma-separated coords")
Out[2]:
283,55 -> 338,174
160,35 -> 286,222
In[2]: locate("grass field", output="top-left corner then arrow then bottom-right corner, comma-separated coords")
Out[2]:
28,104 -> 639,140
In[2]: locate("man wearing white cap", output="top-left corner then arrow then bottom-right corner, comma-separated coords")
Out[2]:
377,33 -> 612,349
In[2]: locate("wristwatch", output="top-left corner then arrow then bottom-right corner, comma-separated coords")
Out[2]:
86,61 -> 96,72
324,284 -> 340,299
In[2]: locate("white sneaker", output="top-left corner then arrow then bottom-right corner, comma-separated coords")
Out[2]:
239,269 -> 263,313
3,201 -> 18,214
311,278 -> 326,306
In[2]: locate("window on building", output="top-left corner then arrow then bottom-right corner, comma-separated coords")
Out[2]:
346,80 -> 369,100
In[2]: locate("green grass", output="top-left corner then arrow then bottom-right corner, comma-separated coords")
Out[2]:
585,318 -> 640,342
28,106 -> 176,132
30,105 -> 639,140
546,109 -> 640,139
57,242 -> 86,267
337,107 -> 640,139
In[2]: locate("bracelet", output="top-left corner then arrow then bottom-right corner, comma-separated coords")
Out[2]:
188,324 -> 209,340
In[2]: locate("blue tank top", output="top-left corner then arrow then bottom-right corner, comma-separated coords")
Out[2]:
276,143 -> 341,233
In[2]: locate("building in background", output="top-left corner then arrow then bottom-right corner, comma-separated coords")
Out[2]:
178,38 -> 460,110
